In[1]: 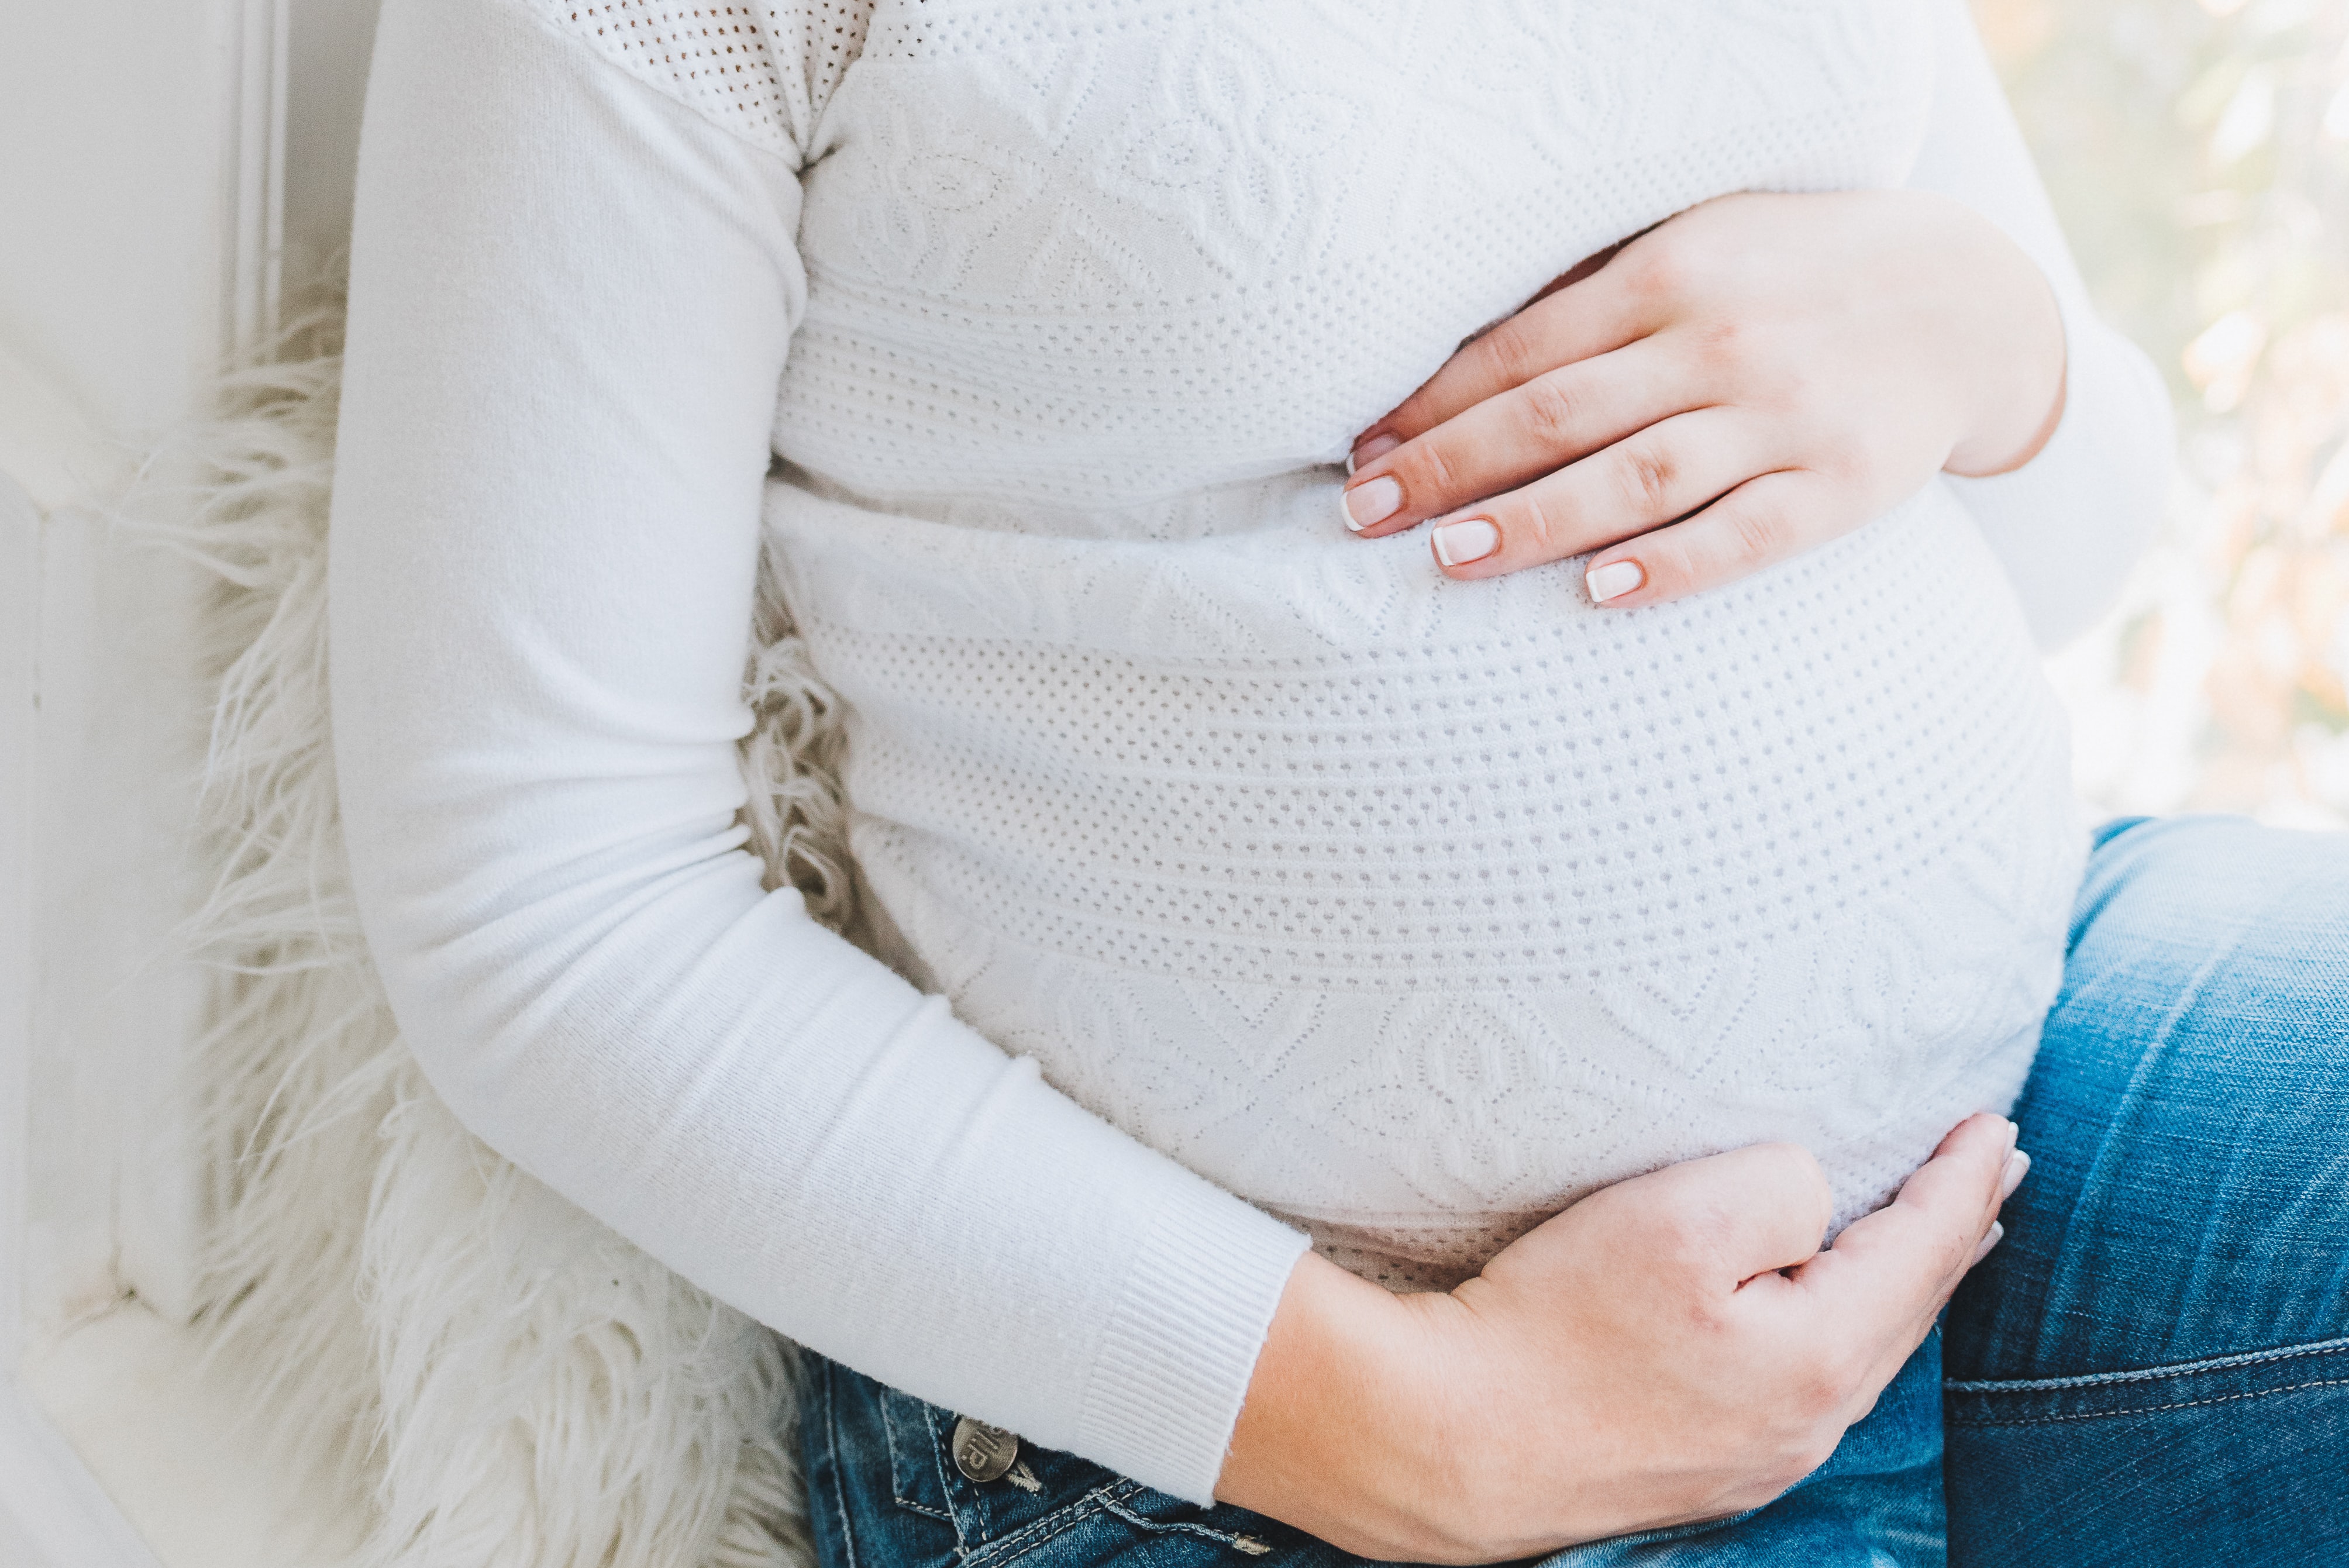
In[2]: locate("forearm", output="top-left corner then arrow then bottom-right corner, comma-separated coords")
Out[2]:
334,0 -> 1307,1501
1218,1256 -> 1455,1557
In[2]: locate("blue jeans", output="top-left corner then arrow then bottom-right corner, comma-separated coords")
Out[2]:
800,1333 -> 1945,1568
1942,815 -> 2349,1564
799,818 -> 2349,1566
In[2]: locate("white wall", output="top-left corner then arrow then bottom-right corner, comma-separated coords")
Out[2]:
0,4 -> 251,441
1,2 -> 378,1562
0,0 -> 386,1342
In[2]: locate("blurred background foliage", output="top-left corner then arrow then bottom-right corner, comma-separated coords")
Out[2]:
1978,0 -> 2349,826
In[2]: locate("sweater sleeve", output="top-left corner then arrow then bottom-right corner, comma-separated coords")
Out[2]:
1907,0 -> 2176,649
328,0 -> 1307,1504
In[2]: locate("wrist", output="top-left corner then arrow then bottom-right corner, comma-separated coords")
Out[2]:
1217,1253 -> 1475,1557
1945,232 -> 2069,478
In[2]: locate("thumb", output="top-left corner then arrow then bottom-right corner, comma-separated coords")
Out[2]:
1782,1112 -> 2019,1346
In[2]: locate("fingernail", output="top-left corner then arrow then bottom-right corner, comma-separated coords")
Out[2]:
1431,516 -> 1501,567
1971,1221 -> 2004,1266
1586,559 -> 1645,602
1348,433 -> 1401,474
1341,475 -> 1404,532
1999,1149 -> 2031,1200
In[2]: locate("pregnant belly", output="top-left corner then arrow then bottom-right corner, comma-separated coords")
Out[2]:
770,470 -> 2086,1286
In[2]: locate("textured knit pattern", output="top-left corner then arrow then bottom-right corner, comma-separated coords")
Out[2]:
329,0 -> 2170,1505
568,0 -> 2074,1283
775,480 -> 2081,1286
554,1 -> 870,158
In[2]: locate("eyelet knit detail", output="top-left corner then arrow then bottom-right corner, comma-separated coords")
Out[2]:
536,0 -> 2074,1286
544,1 -> 875,160
771,480 -> 2083,1284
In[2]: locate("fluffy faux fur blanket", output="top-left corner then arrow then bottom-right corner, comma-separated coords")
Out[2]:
164,304 -> 854,1568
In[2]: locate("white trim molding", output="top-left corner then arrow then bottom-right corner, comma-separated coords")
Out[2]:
1,1 -> 374,1559
231,0 -> 292,361
0,478 -> 167,1568
2,471 -> 40,1387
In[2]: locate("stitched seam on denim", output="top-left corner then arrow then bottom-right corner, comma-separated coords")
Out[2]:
922,1404 -> 972,1554
820,1363 -> 864,1568
1945,1375 -> 2349,1427
883,1392 -> 957,1520
966,1480 -> 1142,1568
1944,1335 -> 2349,1393
1097,1497 -> 1252,1547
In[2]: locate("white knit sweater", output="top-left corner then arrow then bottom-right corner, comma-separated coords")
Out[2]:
329,0 -> 2172,1504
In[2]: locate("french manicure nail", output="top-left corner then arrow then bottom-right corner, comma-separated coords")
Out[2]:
1971,1221 -> 2004,1266
1586,559 -> 1645,603
1431,516 -> 1501,567
1999,1149 -> 2031,1200
1348,433 -> 1401,474
1342,475 -> 1404,532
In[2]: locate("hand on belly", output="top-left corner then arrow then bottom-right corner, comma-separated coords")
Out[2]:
1337,189 -> 2068,607
1217,1113 -> 2030,1562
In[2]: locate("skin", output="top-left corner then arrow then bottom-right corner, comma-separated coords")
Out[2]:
1337,189 -> 2068,605
1216,191 -> 2065,1558
1221,1118 -> 2030,1562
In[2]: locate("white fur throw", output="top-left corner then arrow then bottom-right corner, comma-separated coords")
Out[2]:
166,303 -> 849,1568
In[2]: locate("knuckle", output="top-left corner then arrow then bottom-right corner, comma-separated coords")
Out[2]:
1751,1142 -> 1834,1232
1728,499 -> 1787,563
1628,239 -> 1692,300
1618,441 -> 1679,513
1518,372 -> 1583,449
1813,425 -> 1872,484
1632,232 -> 1720,302
1517,491 -> 1569,556
1380,394 -> 1428,439
1761,1141 -> 1831,1196
1693,316 -> 1747,368
1771,358 -> 1821,414
1651,1204 -> 1734,1276
1413,439 -> 1462,500
1482,316 -> 1545,388
1791,1426 -> 1844,1481
1789,1363 -> 1852,1429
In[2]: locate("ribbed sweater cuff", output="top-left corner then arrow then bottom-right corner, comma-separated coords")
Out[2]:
1073,1177 -> 1311,1505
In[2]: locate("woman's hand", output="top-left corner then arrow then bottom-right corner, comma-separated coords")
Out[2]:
1335,191 -> 2067,608
1218,1113 -> 2028,1563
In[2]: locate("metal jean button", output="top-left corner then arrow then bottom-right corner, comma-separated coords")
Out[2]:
950,1415 -> 1020,1483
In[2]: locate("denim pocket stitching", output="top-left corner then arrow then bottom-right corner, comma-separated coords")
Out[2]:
921,1402 -> 975,1553
816,1363 -> 868,1568
965,1479 -> 1146,1568
1097,1495 -> 1265,1550
1947,1374 -> 2349,1428
880,1395 -> 957,1522
1943,1333 -> 2349,1394
894,1495 -> 956,1522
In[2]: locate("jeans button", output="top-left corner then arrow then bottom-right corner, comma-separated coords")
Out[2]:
951,1415 -> 1020,1483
